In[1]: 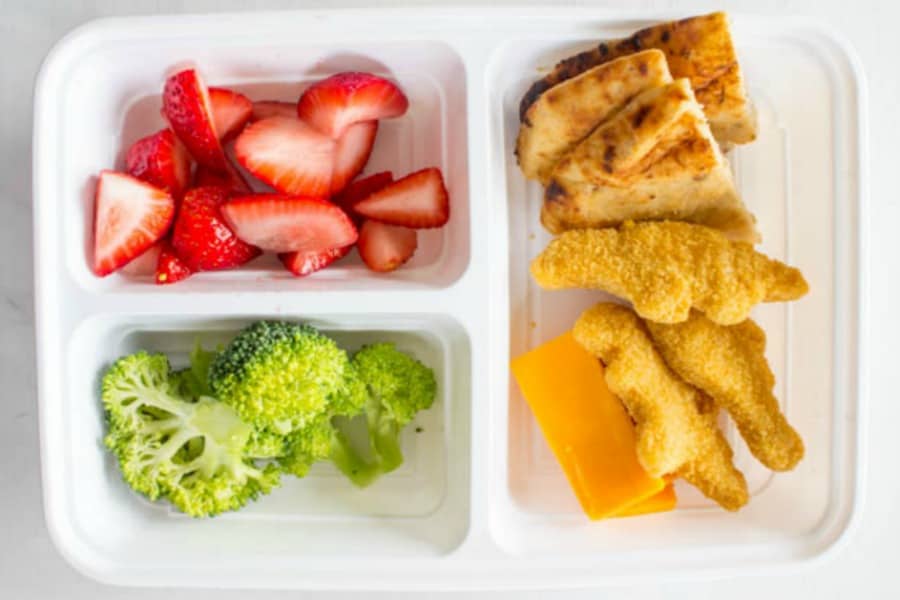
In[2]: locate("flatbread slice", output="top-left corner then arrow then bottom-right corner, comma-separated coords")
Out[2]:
519,12 -> 757,148
542,79 -> 759,243
516,50 -> 672,183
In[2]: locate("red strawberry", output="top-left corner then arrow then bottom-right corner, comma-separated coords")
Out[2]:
357,220 -> 417,273
125,129 -> 192,198
297,72 -> 408,139
155,240 -> 192,285
251,100 -> 296,121
119,242 -> 163,277
352,167 -> 449,228
234,116 -> 335,197
331,121 -> 378,195
163,69 -> 228,171
195,158 -> 252,194
172,186 -> 261,271
279,244 -> 352,277
92,171 -> 175,276
208,87 -> 253,141
221,195 -> 357,253
333,171 -> 393,223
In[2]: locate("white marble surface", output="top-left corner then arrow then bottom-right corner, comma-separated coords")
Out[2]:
3,0 -> 897,597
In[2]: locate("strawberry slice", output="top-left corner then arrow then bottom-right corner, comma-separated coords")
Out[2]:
221,195 -> 357,253
209,87 -> 253,142
279,244 -> 352,277
195,158 -> 252,194
331,121 -> 378,195
92,171 -> 175,277
297,72 -> 408,139
234,116 -> 335,197
352,167 -> 449,228
172,186 -> 261,271
155,240 -> 192,285
333,171 -> 393,223
125,129 -> 192,198
357,220 -> 417,273
251,100 -> 296,121
163,68 -> 228,171
120,242 -> 163,277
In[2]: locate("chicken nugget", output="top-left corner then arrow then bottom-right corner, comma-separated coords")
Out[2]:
531,221 -> 808,325
573,303 -> 748,510
646,312 -> 804,471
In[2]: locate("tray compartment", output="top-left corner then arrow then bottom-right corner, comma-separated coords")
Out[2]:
53,312 -> 471,580
42,33 -> 470,291
486,23 -> 863,567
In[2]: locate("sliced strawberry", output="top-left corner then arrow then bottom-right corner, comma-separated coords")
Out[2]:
163,69 -> 228,171
331,121 -> 378,195
221,195 -> 357,253
279,244 -> 352,277
125,129 -> 192,198
119,242 -> 163,277
208,87 -> 253,142
333,171 -> 393,223
357,220 -> 417,273
297,72 -> 408,139
251,100 -> 296,121
352,167 -> 449,228
234,116 -> 335,197
195,158 -> 252,194
155,239 -> 192,285
172,186 -> 261,271
92,171 -> 175,276
333,171 -> 393,207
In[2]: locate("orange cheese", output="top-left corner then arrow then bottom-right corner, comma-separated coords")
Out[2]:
613,484 -> 677,517
511,331 -> 669,519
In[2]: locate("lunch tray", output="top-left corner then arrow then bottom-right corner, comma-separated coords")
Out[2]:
33,7 -> 867,589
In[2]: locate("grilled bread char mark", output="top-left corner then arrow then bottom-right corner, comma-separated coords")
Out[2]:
542,79 -> 759,243
519,12 -> 756,147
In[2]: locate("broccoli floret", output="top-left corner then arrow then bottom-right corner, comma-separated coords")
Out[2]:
277,415 -> 336,477
170,342 -> 218,400
352,343 -> 437,475
102,352 -> 279,517
209,322 -> 364,435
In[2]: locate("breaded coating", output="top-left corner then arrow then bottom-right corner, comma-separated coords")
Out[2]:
530,221 -> 809,325
519,12 -> 757,148
573,303 -> 748,511
541,79 -> 758,242
646,312 -> 805,471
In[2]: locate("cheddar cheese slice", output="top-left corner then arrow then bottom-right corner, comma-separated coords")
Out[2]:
614,484 -> 677,518
511,331 -> 671,519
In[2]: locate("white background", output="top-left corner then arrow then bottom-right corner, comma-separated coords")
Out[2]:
1,0 -> 895,598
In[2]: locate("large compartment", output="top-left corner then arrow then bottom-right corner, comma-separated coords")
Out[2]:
487,19 -> 864,569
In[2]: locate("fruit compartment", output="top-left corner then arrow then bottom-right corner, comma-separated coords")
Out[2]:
42,33 -> 469,291
485,20 -> 864,568
49,312 -> 471,581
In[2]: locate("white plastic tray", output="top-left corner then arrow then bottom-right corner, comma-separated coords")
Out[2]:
32,7 -> 867,590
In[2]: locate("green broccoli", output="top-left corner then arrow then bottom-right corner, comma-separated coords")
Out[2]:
208,321 -> 370,479
352,343 -> 437,476
209,321 -> 365,435
170,341 -> 217,399
102,352 -> 279,518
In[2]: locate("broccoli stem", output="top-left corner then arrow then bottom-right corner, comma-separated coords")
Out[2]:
372,421 -> 404,474
330,428 -> 381,487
